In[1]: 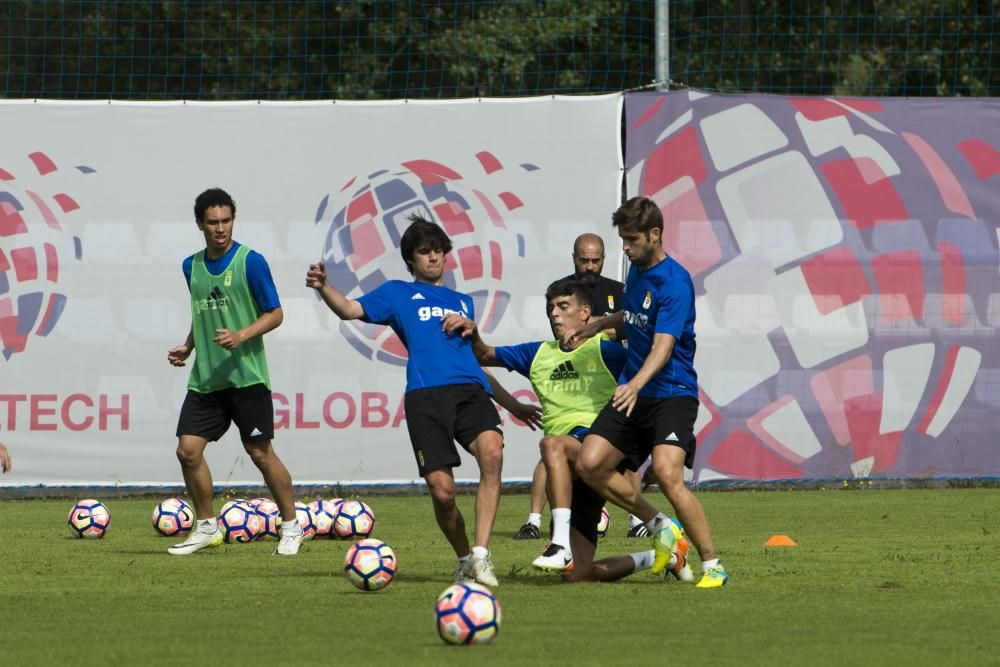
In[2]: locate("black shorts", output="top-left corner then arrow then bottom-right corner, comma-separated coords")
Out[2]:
569,476 -> 605,546
176,383 -> 274,444
588,395 -> 699,470
404,383 -> 502,477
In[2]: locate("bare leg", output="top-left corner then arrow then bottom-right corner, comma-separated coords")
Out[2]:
176,435 -> 214,519
653,444 -> 718,561
468,430 -> 504,549
562,527 -> 638,583
244,439 -> 296,521
575,434 -> 659,522
528,459 -> 548,515
540,435 -> 583,508
424,468 -> 471,557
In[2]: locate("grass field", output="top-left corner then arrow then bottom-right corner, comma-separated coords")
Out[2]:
2,487 -> 999,666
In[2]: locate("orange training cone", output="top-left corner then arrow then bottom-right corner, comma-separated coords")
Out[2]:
764,534 -> 797,547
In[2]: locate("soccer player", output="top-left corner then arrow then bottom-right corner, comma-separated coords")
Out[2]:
514,233 -> 648,541
444,280 -> 690,579
565,196 -> 730,589
0,441 -> 11,473
167,188 -> 303,556
305,215 -> 520,587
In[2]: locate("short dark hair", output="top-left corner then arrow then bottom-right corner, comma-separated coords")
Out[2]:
545,279 -> 594,312
194,188 -> 237,222
612,196 -> 662,235
399,214 -> 453,274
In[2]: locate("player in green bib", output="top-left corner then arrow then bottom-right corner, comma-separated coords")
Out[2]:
166,188 -> 302,556
444,280 -> 692,581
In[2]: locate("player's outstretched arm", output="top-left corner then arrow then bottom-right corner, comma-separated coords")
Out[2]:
305,261 -> 365,320
440,313 -> 500,366
0,442 -> 11,473
612,332 -> 675,416
213,307 -> 283,350
485,370 -> 542,431
562,311 -> 623,347
167,328 -> 195,367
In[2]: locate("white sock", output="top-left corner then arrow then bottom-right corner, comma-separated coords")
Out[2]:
551,508 -> 572,550
471,546 -> 489,560
280,520 -> 302,535
644,512 -> 669,534
527,513 -> 542,528
629,514 -> 644,528
197,517 -> 218,533
629,550 -> 656,571
702,558 -> 720,572
458,553 -> 472,565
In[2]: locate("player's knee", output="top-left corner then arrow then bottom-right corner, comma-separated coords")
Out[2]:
244,442 -> 273,469
574,455 -> 599,485
539,436 -> 562,462
476,441 -> 503,474
175,444 -> 200,468
429,485 -> 457,509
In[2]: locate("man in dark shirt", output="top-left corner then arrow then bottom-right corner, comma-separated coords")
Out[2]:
560,233 -> 625,336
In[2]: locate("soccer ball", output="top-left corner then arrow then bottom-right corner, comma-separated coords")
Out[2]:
596,507 -> 611,539
343,539 -> 397,591
247,497 -> 270,507
219,498 -> 249,517
333,500 -> 375,540
68,499 -> 111,539
152,497 -> 194,537
308,499 -> 339,539
218,501 -> 264,543
254,500 -> 281,540
435,582 -> 502,645
295,501 -> 318,541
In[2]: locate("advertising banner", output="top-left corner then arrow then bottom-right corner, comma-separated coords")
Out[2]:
1,95 -> 623,486
626,91 -> 1000,481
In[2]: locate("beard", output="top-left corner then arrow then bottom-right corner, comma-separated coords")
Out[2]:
576,271 -> 599,284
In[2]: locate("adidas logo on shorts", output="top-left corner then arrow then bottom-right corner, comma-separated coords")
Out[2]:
549,361 -> 579,381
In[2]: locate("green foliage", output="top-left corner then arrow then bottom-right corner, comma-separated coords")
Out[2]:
1,1 -> 995,99
2,489 -> 1000,665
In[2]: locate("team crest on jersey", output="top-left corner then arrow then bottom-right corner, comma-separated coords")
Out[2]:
224,270 -> 233,287
642,291 -> 652,309
607,295 -> 615,310
460,300 -> 469,315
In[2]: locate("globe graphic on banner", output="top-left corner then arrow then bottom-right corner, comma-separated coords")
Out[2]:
314,155 -> 534,366
0,152 -> 91,361
627,92 -> 1000,480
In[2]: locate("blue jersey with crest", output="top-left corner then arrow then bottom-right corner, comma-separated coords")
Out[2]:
357,280 -> 491,394
621,255 -> 698,399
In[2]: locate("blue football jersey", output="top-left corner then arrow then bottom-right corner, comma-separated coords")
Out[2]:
621,256 -> 698,399
357,280 -> 491,394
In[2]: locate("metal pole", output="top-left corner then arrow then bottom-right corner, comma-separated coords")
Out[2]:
655,0 -> 669,88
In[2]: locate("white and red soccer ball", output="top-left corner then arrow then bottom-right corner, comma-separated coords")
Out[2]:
152,497 -> 194,537
343,538 -> 397,591
333,500 -> 375,540
308,499 -> 340,539
218,501 -> 264,543
435,581 -> 501,645
68,499 -> 111,539
254,500 -> 281,541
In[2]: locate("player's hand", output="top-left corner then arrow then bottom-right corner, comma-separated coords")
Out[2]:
509,402 -> 543,431
0,443 -> 11,473
167,344 -> 192,366
561,319 -> 598,347
611,381 -> 640,416
305,262 -> 328,289
213,328 -> 244,350
441,313 -> 476,337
